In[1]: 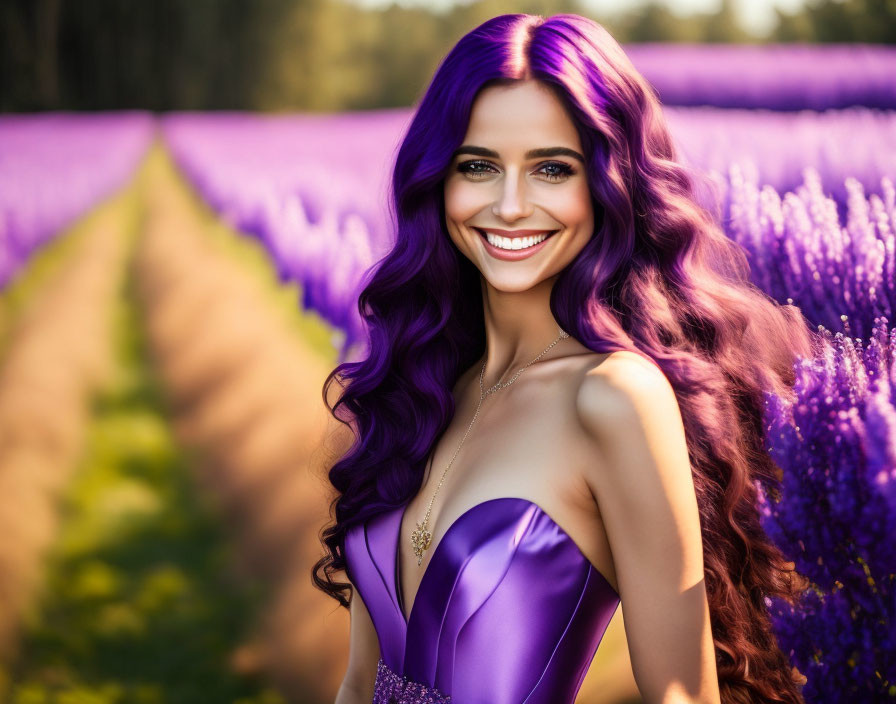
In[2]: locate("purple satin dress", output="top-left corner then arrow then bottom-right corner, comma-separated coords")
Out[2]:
343,496 -> 621,703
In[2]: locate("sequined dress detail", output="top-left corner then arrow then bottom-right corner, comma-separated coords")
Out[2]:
343,497 -> 620,704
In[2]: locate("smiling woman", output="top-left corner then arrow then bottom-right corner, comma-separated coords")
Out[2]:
314,12 -> 819,704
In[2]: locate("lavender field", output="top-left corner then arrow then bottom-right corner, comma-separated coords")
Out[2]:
1,43 -> 894,704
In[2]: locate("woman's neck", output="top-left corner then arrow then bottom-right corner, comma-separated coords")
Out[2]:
479,274 -> 572,387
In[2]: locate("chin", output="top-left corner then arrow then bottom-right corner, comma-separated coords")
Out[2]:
479,270 -> 555,294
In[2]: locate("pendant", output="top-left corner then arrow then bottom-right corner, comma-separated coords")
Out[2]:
411,521 -> 432,566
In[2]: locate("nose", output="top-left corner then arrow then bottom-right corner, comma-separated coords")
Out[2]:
491,169 -> 533,222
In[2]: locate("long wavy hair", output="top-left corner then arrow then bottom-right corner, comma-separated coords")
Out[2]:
313,13 -> 819,703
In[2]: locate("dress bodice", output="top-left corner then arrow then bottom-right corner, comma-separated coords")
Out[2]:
343,496 -> 620,703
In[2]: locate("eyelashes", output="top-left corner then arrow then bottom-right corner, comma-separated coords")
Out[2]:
456,159 -> 576,182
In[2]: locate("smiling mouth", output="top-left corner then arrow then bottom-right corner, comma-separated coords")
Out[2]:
474,228 -> 559,251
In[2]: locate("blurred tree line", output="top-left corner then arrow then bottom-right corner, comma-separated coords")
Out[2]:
1,0 -> 894,112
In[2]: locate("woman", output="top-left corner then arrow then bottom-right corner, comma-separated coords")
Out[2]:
314,13 -> 816,704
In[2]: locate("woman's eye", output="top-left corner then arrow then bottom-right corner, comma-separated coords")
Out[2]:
539,161 -> 575,181
456,160 -> 496,178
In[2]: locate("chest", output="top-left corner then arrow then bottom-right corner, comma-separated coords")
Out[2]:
396,361 -> 618,619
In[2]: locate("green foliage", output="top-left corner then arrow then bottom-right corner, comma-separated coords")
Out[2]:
0,0 -> 893,112
770,0 -> 896,43
618,2 -> 703,42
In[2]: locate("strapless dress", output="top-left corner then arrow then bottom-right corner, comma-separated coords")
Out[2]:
343,496 -> 621,703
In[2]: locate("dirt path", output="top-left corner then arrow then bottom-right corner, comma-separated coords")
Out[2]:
133,143 -> 350,702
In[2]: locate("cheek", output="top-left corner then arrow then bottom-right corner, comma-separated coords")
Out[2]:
552,183 -> 594,227
443,179 -> 484,224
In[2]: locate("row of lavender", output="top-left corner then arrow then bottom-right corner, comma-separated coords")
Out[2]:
761,321 -> 895,699
0,112 -> 155,290
161,110 -> 400,352
624,43 -> 896,111
160,84 -> 896,704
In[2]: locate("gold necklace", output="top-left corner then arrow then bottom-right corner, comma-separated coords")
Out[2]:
409,326 -> 570,566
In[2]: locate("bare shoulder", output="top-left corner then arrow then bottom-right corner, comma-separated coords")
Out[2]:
573,348 -> 698,584
573,349 -> 692,511
573,352 -> 718,702
575,350 -> 679,440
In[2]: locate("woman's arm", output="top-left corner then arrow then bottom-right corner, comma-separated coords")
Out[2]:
335,582 -> 381,704
576,352 -> 721,704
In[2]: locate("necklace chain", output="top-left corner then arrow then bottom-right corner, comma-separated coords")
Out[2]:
409,327 -> 570,566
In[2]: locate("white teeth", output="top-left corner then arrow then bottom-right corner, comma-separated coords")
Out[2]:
484,231 -> 550,251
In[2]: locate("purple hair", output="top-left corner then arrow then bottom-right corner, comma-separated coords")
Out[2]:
314,13 -> 819,703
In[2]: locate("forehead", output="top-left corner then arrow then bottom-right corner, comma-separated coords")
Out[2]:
463,80 -> 581,151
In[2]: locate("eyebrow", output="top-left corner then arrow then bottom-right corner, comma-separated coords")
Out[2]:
451,145 -> 586,164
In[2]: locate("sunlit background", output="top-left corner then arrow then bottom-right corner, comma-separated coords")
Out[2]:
1,1 -> 894,702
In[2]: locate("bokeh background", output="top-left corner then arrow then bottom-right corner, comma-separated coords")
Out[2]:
1,1 -> 895,703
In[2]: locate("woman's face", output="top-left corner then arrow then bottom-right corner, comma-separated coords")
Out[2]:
443,79 -> 594,292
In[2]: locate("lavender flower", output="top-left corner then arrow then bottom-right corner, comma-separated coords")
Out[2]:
723,163 -> 895,340
625,43 -> 896,111
759,320 -> 896,701
0,112 -> 154,289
